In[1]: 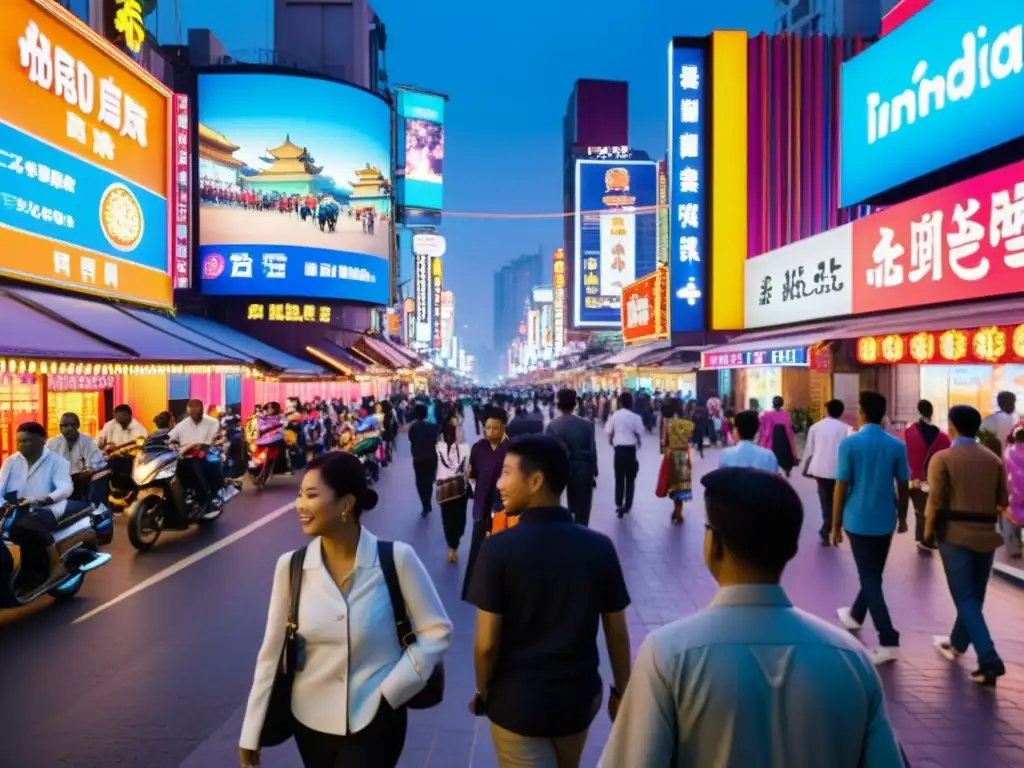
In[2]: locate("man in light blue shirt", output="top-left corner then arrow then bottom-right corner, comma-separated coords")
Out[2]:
718,410 -> 779,473
832,391 -> 910,666
599,467 -> 906,768
0,422 -> 74,520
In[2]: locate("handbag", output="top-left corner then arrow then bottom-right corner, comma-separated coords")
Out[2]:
655,453 -> 671,498
378,540 -> 445,709
435,443 -> 468,504
258,546 -> 308,747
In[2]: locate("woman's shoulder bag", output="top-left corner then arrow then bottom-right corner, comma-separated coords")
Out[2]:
436,443 -> 468,504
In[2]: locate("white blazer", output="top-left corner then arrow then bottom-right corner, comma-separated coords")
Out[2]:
239,529 -> 452,749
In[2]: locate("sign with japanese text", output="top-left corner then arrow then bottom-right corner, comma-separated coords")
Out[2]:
745,224 -> 853,328
701,346 -> 809,370
852,158 -> 1024,314
573,159 -> 658,328
622,266 -> 668,345
1,0 -> 172,307
841,0 -> 1024,205
172,94 -> 190,289
414,253 -> 430,343
245,303 -> 331,323
856,324 -> 1024,365
668,39 -> 708,333
552,248 -> 565,353
431,256 -> 442,349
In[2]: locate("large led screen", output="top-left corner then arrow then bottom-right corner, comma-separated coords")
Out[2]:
197,72 -> 391,304
573,159 -> 658,328
1,0 -> 173,307
397,89 -> 445,211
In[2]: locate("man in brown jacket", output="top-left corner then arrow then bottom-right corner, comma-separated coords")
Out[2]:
924,404 -> 1008,687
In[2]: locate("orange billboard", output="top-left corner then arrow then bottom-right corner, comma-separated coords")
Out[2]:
0,0 -> 173,306
621,267 -> 668,346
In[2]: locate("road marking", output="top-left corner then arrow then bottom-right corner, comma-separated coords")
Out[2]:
72,501 -> 295,625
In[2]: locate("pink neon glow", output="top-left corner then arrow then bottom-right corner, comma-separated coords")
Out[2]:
881,0 -> 934,37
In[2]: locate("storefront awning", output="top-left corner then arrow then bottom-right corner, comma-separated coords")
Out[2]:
306,342 -> 367,377
122,308 -> 251,364
0,291 -> 134,360
351,336 -> 408,369
604,340 -> 672,366
172,315 -> 327,376
380,336 -> 422,365
634,346 -> 697,368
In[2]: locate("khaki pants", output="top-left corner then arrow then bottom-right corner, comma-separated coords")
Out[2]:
490,722 -> 590,768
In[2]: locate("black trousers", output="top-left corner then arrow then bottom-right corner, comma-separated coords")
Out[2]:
440,495 -> 469,549
462,516 -> 491,600
847,531 -> 900,647
815,478 -> 836,538
412,459 -> 437,513
613,445 -> 638,511
566,473 -> 595,527
910,487 -> 931,544
293,701 -> 407,768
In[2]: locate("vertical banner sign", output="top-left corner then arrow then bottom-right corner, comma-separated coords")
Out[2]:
172,94 -> 191,289
552,248 -> 566,352
668,39 -> 709,333
657,159 -> 669,267
440,289 -> 454,358
414,253 -> 431,343
431,257 -> 443,349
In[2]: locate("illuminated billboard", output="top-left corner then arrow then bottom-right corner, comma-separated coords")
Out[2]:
1,0 -> 173,307
397,88 -> 445,211
196,71 -> 391,304
573,159 -> 658,328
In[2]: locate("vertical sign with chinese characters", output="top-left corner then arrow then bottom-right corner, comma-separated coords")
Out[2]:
552,248 -> 566,354
440,289 -> 454,359
668,39 -> 708,333
431,257 -> 443,350
414,252 -> 430,343
172,94 -> 190,289
657,159 -> 669,267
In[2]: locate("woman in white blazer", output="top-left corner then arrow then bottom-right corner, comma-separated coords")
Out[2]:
436,414 -> 471,564
239,451 -> 452,768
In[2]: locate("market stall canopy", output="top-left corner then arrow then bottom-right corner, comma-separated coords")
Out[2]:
173,314 -> 327,376
380,336 -> 423,367
0,290 -> 134,360
306,341 -> 368,377
604,340 -> 672,367
351,336 -> 408,369
632,346 -> 697,368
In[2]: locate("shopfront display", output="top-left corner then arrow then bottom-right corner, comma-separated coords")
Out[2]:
0,374 -> 42,462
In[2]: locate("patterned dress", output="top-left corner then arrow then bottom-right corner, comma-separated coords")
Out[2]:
664,417 -> 695,502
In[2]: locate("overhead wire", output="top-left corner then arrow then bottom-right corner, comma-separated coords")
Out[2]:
434,204 -> 669,219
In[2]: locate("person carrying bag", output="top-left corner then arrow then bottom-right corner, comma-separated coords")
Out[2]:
436,416 -> 471,563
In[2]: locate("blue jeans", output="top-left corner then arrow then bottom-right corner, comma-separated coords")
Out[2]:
937,542 -> 1000,666
847,531 -> 899,647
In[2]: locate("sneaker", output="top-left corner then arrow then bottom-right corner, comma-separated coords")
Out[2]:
871,647 -> 900,666
969,661 -> 1006,687
836,607 -> 863,632
933,635 -> 961,662
917,541 -> 936,554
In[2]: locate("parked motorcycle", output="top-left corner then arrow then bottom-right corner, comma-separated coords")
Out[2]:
0,496 -> 113,607
126,430 -> 240,551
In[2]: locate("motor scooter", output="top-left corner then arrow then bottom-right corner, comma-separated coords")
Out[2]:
98,438 -> 144,512
0,496 -> 113,607
126,430 -> 240,551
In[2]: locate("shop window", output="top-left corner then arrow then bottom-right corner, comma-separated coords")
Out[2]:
47,391 -> 103,440
0,375 -> 41,462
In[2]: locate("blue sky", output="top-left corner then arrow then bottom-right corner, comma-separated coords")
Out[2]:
198,73 -> 391,188
154,1 -> 774,371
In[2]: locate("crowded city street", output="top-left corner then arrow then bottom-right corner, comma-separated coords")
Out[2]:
3,409 -> 1024,768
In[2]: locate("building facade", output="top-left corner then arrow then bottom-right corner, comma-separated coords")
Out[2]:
773,0 -> 902,36
492,251 -> 545,354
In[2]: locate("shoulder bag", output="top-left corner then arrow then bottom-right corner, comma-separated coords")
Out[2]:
378,541 -> 445,709
258,547 -> 308,747
435,443 -> 468,504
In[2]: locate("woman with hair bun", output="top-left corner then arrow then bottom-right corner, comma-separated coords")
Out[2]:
239,451 -> 452,768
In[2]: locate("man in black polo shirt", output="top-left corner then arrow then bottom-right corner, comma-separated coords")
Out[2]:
467,435 -> 632,767
407,402 -> 438,516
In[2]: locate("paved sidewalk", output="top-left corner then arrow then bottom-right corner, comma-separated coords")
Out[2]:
183,434 -> 1024,768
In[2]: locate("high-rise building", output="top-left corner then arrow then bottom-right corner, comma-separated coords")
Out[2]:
492,250 -> 545,352
773,0 -> 902,37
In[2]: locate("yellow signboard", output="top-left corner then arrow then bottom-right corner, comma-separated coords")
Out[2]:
247,303 -> 331,323
113,0 -> 145,55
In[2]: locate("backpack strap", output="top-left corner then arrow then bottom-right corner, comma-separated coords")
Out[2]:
378,541 -> 414,648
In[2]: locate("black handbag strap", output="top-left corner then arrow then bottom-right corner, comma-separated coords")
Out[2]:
378,540 -> 415,649
281,546 -> 306,674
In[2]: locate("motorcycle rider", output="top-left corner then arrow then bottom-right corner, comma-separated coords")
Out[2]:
46,412 -> 108,512
153,411 -> 174,430
0,422 -> 75,524
98,404 -> 148,450
167,399 -> 222,511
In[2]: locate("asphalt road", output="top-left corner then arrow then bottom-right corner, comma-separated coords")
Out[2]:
4,418 -> 1024,768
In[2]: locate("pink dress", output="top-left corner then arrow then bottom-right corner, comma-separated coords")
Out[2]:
757,409 -> 798,456
1005,444 -> 1024,526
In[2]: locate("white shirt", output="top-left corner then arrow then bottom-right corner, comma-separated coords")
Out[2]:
599,585 -> 905,768
981,410 -> 1017,444
605,407 -> 644,447
436,440 -> 470,481
168,414 -> 220,446
803,417 -> 853,480
0,447 -> 74,518
46,433 -> 106,474
239,529 -> 452,750
97,418 -> 148,448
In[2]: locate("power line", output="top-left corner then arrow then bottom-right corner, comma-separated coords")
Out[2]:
433,203 -> 668,220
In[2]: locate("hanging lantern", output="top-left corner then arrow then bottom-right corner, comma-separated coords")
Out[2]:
972,326 -> 1006,362
908,332 -> 935,363
938,329 -> 968,361
857,336 -> 878,363
880,334 -> 904,362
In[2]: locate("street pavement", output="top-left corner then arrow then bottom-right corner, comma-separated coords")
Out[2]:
3,421 -> 1024,767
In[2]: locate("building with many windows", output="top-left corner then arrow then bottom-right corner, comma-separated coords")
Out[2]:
492,250 -> 545,355
773,0 -> 903,36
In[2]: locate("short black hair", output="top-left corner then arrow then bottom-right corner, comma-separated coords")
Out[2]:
998,391 -> 1017,413
702,467 -> 804,575
413,403 -> 428,420
772,396 -> 784,409
556,388 -> 577,412
948,404 -> 982,438
859,390 -> 887,424
917,399 -> 934,419
618,391 -> 634,410
506,435 -> 569,496
734,410 -> 760,441
59,412 -> 80,426
113,404 -> 132,416
17,422 -> 46,438
484,406 -> 508,425
825,399 -> 845,419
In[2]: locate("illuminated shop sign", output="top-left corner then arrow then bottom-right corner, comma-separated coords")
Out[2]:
701,346 -> 809,370
552,248 -> 565,352
621,267 -> 668,345
857,325 -> 1024,365
112,0 -> 145,56
172,94 -> 190,288
246,303 -> 331,323
431,256 -> 442,349
586,146 -> 632,159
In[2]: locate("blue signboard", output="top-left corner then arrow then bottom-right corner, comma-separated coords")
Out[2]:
198,244 -> 389,304
702,346 -> 809,370
573,159 -> 658,328
668,40 -> 708,333
397,90 -> 445,211
841,0 -> 1024,205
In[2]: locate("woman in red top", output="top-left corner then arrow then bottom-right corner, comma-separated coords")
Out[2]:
904,399 -> 950,553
